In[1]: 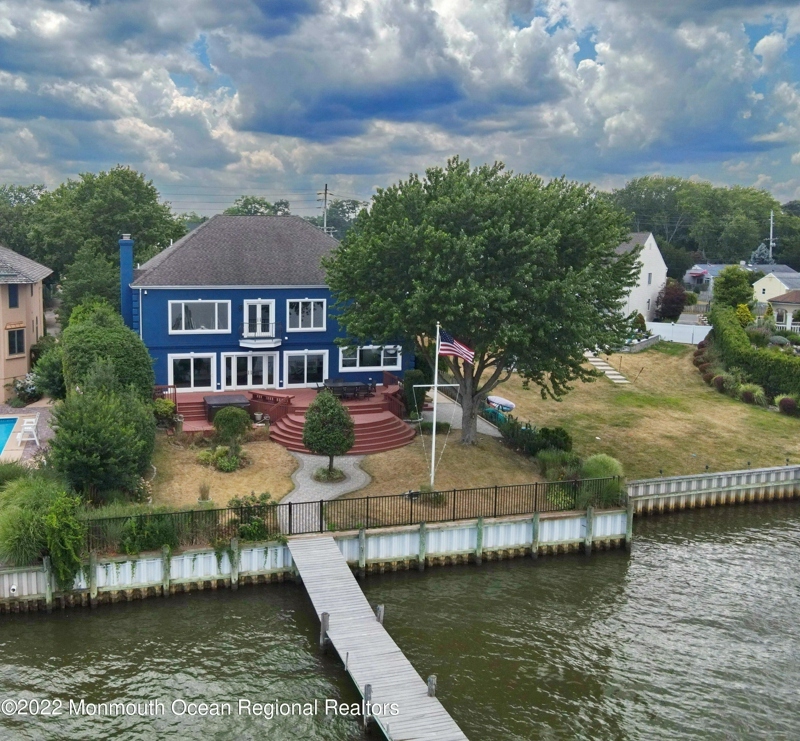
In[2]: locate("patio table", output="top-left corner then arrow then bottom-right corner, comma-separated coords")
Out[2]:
323,379 -> 370,399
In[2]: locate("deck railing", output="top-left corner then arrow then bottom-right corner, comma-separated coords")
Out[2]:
82,477 -> 623,553
153,385 -> 177,407
249,392 -> 293,424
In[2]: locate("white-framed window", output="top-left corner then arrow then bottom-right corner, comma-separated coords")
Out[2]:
168,353 -> 216,391
222,352 -> 277,390
647,272 -> 652,285
286,299 -> 326,332
762,288 -> 766,295
169,300 -> 231,334
646,299 -> 651,311
243,300 -> 276,337
339,345 -> 401,372
283,350 -> 328,387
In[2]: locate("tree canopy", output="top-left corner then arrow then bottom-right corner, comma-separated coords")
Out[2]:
302,391 -> 355,472
608,176 -> 800,274
305,198 -> 364,240
713,266 -> 754,309
655,279 -> 687,321
223,196 -> 290,216
58,243 -> 120,325
26,166 -> 185,276
60,303 -> 154,400
325,157 -> 639,443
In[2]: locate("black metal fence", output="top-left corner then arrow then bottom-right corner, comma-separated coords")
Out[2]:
83,477 -> 624,554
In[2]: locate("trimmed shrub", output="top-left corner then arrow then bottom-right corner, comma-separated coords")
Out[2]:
302,391 -> 355,474
32,345 -> 67,400
49,385 -> 156,502
213,406 -> 251,454
577,454 -> 625,507
712,375 -> 726,393
0,462 -> 28,489
536,448 -> 581,480
499,417 -> 572,456
153,398 -> 176,426
632,312 -> 647,333
738,383 -> 767,407
769,335 -> 790,346
692,355 -> 705,367
402,369 -> 427,417
60,304 -> 154,401
698,362 -> 712,374
697,339 -> 708,349
776,395 -> 798,416
735,304 -> 754,327
709,306 -> 800,398
119,514 -> 179,555
693,348 -> 705,357
702,372 -> 715,384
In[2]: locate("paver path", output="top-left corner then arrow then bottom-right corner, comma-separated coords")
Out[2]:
422,392 -> 502,438
584,352 -> 631,384
282,451 -> 371,504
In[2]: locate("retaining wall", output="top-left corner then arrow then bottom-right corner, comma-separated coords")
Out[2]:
628,464 -> 800,514
0,508 -> 628,614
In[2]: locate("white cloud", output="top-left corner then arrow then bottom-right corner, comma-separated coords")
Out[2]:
754,32 -> 787,72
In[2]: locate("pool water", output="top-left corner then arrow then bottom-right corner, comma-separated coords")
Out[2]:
0,417 -> 18,454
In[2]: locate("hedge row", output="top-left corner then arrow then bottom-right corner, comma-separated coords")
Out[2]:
709,306 -> 800,399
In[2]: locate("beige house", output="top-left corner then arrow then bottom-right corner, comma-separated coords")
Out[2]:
0,245 -> 52,401
752,270 -> 800,304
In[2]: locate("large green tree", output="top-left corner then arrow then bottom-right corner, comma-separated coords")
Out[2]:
27,166 -> 185,276
60,302 -> 154,401
306,198 -> 364,240
224,196 -> 290,216
0,184 -> 46,257
713,266 -> 754,309
57,243 -> 120,325
325,158 -> 639,444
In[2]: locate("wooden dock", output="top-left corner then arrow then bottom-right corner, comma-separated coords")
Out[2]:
288,535 -> 468,740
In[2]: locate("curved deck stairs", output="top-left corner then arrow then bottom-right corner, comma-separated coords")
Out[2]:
270,401 -> 416,455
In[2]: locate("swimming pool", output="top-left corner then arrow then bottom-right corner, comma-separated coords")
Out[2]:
0,418 -> 18,455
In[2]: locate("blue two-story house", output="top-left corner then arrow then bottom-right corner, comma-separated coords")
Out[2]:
120,215 -> 410,394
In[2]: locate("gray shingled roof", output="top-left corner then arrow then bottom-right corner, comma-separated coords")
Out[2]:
0,244 -> 52,284
615,232 -> 652,255
132,215 -> 339,287
768,272 -> 800,290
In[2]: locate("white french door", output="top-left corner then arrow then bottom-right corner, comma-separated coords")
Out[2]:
222,352 -> 277,390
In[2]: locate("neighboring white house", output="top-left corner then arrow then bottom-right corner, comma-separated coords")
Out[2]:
770,290 -> 800,331
752,269 -> 800,304
616,232 -> 668,321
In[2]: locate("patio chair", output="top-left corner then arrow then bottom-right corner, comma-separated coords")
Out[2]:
16,423 -> 40,448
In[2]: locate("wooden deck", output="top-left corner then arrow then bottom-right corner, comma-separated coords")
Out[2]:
288,536 -> 468,740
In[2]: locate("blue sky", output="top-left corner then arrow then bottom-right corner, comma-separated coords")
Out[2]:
0,0 -> 799,217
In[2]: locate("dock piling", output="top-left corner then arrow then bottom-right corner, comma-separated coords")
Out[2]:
427,674 -> 437,697
375,604 -> 384,624
320,611 -> 330,651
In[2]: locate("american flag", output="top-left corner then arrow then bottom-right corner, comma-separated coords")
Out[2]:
439,330 -> 475,364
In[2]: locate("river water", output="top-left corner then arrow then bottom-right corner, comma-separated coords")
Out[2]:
1,503 -> 799,740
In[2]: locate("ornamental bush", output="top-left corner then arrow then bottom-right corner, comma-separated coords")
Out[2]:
776,395 -> 798,416
32,344 -> 66,400
498,417 -> 572,457
60,303 -> 154,401
702,372 -> 715,384
738,383 -> 767,407
49,384 -> 156,503
213,406 -> 251,455
302,391 -> 355,474
735,304 -> 754,327
577,454 -> 625,507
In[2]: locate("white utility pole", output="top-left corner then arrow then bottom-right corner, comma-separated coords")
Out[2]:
769,210 -> 775,260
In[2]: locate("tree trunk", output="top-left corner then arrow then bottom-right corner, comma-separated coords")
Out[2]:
459,391 -> 479,444
328,455 -> 334,474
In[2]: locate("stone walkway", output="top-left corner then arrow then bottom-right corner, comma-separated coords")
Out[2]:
281,451 -> 372,504
583,352 -> 631,385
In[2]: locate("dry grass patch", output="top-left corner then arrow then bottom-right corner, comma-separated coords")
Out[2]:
151,434 -> 297,508
492,344 -> 800,479
354,432 -> 542,499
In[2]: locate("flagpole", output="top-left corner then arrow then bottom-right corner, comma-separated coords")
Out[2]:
430,321 -> 440,489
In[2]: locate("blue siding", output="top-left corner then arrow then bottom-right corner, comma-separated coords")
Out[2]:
132,286 -> 409,389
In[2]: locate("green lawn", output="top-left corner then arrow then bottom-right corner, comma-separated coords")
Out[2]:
492,344 -> 800,480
